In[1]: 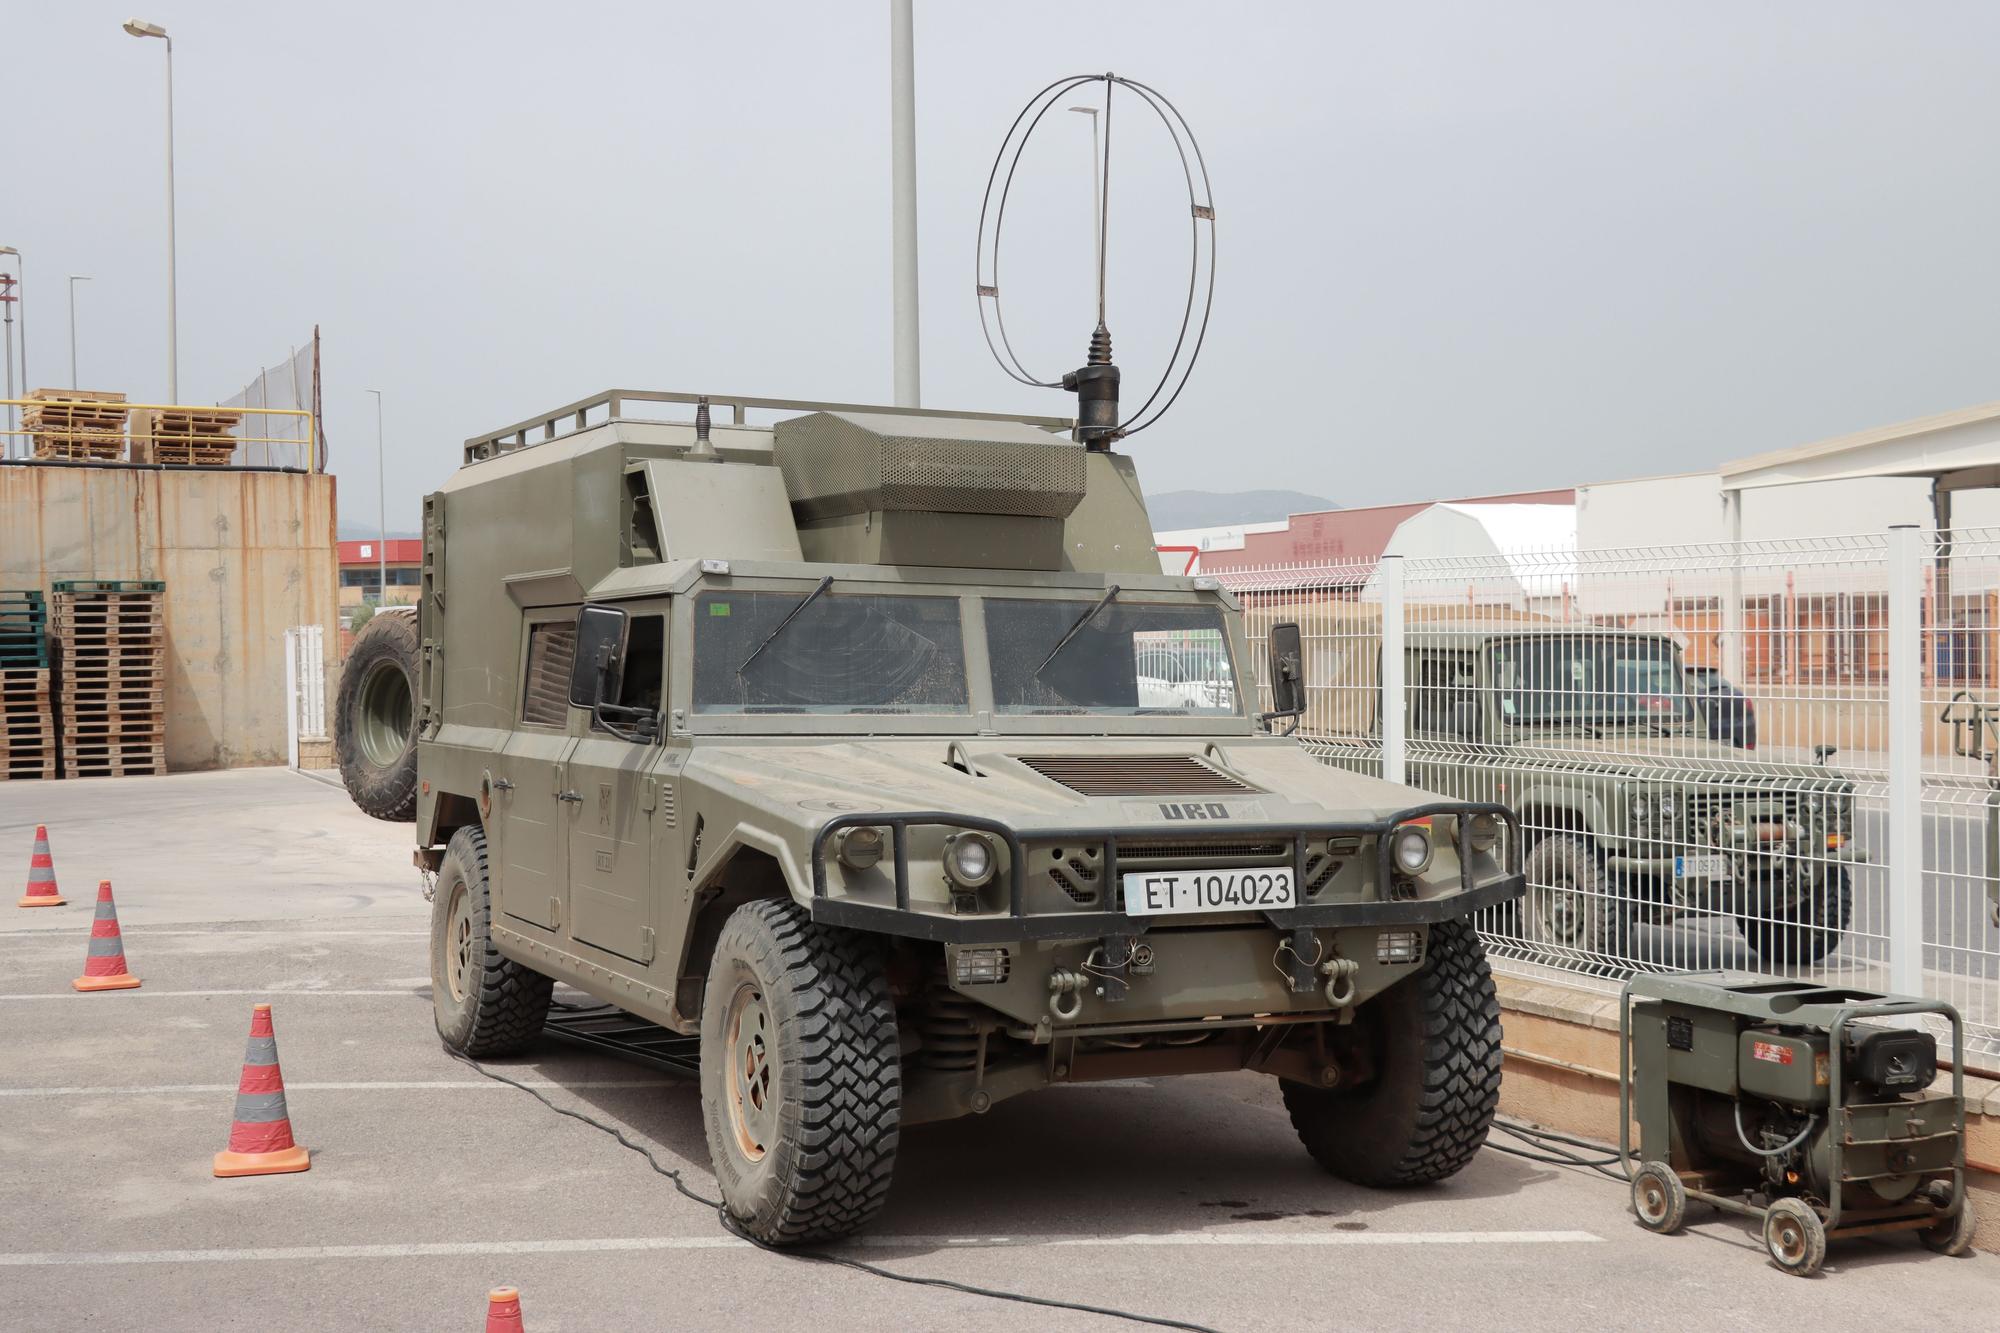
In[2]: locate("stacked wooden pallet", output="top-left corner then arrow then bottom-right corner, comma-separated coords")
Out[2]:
129,406 -> 244,466
53,581 -> 166,778
0,591 -> 56,781
24,389 -> 128,461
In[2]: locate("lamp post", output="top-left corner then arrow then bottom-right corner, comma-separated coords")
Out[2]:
67,276 -> 91,390
366,389 -> 386,603
0,246 -> 21,456
123,19 -> 177,403
1069,105 -> 1102,317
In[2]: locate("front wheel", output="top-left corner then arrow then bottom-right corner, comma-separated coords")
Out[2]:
1735,869 -> 1852,965
699,900 -> 901,1245
1521,834 -> 1626,959
1281,919 -> 1502,1187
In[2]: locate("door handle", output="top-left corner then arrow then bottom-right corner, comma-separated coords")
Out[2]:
557,790 -> 583,803
491,777 -> 515,792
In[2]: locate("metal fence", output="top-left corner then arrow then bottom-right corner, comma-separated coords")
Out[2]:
1219,527 -> 2000,1068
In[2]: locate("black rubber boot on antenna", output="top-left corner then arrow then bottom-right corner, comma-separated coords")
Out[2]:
1063,323 -> 1121,449
693,395 -> 715,458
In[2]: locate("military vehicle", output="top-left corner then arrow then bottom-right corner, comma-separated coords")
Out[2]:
333,387 -> 1525,1244
1401,625 -> 1865,963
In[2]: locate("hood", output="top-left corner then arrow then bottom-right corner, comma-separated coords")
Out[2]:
1496,734 -> 1850,790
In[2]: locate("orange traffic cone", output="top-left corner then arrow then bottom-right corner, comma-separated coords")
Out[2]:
484,1288 -> 525,1332
213,1003 -> 311,1177
71,880 -> 140,991
18,824 -> 65,908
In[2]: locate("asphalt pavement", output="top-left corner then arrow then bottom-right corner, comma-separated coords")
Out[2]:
0,769 -> 1992,1331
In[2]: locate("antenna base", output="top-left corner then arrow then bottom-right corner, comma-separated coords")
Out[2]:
1063,323 -> 1122,449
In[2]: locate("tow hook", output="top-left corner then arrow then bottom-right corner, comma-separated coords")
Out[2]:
1320,956 -> 1360,1008
1048,968 -> 1087,1021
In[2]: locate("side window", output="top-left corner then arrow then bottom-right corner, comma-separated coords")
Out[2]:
521,620 -> 578,727
594,613 -> 665,735
1410,651 -> 1476,735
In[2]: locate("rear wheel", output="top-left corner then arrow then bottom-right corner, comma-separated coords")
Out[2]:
1630,1161 -> 1687,1233
1281,919 -> 1501,1187
1735,870 -> 1851,965
336,607 -> 419,821
700,900 -> 901,1245
431,825 -> 552,1057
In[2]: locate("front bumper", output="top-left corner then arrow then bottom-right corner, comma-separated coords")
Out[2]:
808,802 -> 1524,944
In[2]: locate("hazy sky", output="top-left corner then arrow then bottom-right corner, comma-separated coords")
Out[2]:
9,2 -> 2000,531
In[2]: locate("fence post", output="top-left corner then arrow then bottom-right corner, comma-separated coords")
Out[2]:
283,628 -> 300,770
1886,524 -> 1923,994
1381,555 -> 1407,785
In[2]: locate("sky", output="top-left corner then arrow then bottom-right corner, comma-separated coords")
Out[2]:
7,1 -> 2000,532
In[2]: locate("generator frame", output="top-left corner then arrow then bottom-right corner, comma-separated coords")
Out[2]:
1617,972 -> 1967,1254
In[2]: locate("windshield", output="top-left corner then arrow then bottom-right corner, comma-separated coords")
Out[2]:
985,599 -> 1239,716
1490,634 -> 1695,728
693,590 -> 969,714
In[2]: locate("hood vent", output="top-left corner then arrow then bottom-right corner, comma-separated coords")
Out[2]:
1018,755 -> 1255,797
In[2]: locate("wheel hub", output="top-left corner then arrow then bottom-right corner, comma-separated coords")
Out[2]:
1638,1180 -> 1666,1221
725,983 -> 777,1163
445,881 -> 473,1005
355,659 -> 413,769
1771,1216 -> 1806,1263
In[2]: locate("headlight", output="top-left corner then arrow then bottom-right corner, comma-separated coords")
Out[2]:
1390,825 -> 1433,875
835,826 -> 885,872
1656,792 -> 1677,823
1630,793 -> 1651,823
943,832 -> 997,888
1466,812 -> 1501,853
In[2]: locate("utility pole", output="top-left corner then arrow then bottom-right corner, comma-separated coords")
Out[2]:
367,390 -> 387,603
889,0 -> 920,407
1,272 -> 15,456
124,20 -> 178,402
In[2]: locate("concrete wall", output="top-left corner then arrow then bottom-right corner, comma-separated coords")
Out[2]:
0,464 -> 339,770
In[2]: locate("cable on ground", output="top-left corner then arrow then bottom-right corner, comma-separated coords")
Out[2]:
447,1049 -> 1221,1333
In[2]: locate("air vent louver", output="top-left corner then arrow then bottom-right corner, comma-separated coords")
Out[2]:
1018,755 -> 1255,797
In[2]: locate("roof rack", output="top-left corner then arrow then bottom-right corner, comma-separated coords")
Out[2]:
463,389 -> 1074,464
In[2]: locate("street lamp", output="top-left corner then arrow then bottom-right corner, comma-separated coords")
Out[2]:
123,19 -> 178,403
366,389 -> 386,603
67,276 -> 91,390
0,246 -> 20,456
1069,106 -> 1103,321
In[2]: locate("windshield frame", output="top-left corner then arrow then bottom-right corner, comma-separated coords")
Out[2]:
1486,631 -> 1697,733
671,566 -> 1254,738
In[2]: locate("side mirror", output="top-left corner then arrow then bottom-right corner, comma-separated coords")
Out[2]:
1261,622 -> 1305,728
570,604 -> 630,709
1450,699 -> 1483,742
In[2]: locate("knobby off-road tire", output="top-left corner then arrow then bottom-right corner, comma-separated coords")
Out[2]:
1282,919 -> 1502,1187
1734,869 -> 1852,966
335,606 -> 420,821
700,900 -> 901,1246
1521,834 -> 1627,959
431,825 -> 552,1058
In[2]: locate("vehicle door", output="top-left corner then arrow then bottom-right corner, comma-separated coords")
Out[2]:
1406,647 -> 1485,801
491,610 -> 579,931
562,601 -> 667,966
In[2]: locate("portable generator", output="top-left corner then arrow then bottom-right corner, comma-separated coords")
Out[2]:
1619,971 -> 1976,1275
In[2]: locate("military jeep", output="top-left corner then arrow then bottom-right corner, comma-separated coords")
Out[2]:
1402,625 -> 1866,964
336,390 -> 1523,1244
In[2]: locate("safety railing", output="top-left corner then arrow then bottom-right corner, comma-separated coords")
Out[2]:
1,398 -> 318,471
1219,527 -> 2000,1070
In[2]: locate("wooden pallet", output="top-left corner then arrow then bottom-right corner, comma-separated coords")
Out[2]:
128,407 -> 243,466
1,755 -> 58,781
26,389 -> 130,461
52,586 -> 167,779
0,660 -> 57,780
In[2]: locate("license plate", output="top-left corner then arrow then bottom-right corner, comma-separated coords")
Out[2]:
1674,854 -> 1732,883
1121,868 -> 1297,915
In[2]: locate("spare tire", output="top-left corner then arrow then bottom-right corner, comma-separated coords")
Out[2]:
336,607 -> 419,821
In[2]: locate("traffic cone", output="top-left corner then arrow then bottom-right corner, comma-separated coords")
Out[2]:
18,824 -> 65,908
484,1287 -> 525,1332
71,880 -> 140,991
213,1003 -> 311,1177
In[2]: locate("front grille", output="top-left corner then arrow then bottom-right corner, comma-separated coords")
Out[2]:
1118,838 -> 1289,862
1687,790 -> 1800,844
1018,754 -> 1256,797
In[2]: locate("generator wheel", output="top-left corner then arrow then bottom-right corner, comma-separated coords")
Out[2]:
700,900 -> 901,1245
1281,919 -> 1501,1187
1918,1180 -> 1978,1256
1521,835 -> 1626,959
336,607 -> 420,821
1630,1161 -> 1686,1234
1735,870 -> 1852,965
1762,1198 -> 1826,1276
431,825 -> 552,1057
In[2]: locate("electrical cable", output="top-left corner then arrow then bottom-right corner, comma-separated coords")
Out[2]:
446,1048 -> 1222,1333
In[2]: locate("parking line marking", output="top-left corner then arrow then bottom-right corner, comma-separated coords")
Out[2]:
0,989 -> 418,1001
0,1231 -> 1601,1266
0,1079 -> 681,1098
0,929 -> 430,939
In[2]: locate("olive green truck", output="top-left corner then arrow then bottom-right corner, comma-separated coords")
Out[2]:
334,390 -> 1524,1243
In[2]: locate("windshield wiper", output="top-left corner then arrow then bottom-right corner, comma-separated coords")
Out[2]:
737,575 -> 834,676
1035,585 -> 1120,675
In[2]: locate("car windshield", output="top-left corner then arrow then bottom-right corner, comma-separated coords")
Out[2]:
985,598 -> 1239,716
693,590 -> 970,714
1490,634 -> 1695,728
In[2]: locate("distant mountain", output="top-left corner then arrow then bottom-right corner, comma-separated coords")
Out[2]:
1145,489 -> 1336,531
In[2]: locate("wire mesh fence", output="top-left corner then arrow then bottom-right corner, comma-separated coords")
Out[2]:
1220,528 -> 2000,1068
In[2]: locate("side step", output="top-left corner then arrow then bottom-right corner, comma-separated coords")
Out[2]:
540,1003 -> 701,1077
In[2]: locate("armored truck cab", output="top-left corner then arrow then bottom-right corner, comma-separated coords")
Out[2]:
354,390 -> 1523,1244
